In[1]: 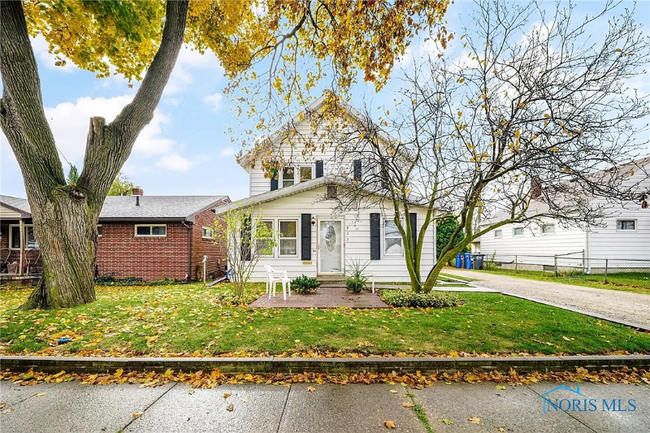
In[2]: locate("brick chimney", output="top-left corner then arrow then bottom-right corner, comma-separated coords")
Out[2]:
132,186 -> 144,196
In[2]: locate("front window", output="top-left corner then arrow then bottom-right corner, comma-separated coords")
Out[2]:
282,167 -> 295,188
9,225 -> 38,249
278,220 -> 297,256
513,227 -> 524,237
135,224 -> 167,237
616,220 -> 636,230
384,219 -> 402,255
299,166 -> 313,182
256,220 -> 274,256
202,227 -> 214,239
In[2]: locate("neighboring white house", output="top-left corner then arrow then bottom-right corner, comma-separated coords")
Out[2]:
216,96 -> 437,282
478,156 -> 650,272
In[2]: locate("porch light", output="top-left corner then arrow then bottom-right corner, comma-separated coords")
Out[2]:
311,217 -> 316,226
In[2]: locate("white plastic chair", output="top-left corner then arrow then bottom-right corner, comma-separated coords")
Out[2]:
264,265 -> 291,300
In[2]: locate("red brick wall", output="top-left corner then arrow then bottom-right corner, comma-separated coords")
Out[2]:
190,208 -> 228,281
96,222 -> 190,281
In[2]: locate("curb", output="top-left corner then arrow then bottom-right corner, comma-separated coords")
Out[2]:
2,355 -> 649,375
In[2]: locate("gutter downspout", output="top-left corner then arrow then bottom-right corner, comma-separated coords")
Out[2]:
585,229 -> 590,274
182,221 -> 192,281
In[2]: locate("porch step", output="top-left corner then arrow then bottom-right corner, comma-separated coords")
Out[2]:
317,275 -> 346,287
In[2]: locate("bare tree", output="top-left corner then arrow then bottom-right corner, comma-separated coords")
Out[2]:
329,0 -> 650,292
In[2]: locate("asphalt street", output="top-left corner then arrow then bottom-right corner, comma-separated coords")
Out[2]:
1,380 -> 649,432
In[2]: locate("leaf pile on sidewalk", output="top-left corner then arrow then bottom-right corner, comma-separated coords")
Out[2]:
2,367 -> 648,389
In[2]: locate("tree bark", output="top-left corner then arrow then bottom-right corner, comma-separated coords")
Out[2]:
0,0 -> 189,309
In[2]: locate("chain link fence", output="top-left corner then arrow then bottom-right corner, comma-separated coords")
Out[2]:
481,250 -> 650,283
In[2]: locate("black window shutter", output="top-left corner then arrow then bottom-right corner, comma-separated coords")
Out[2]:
380,169 -> 389,189
315,160 -> 324,178
270,169 -> 278,191
241,214 -> 252,261
301,213 -> 311,260
409,213 -> 417,250
353,160 -> 362,181
370,213 -> 381,260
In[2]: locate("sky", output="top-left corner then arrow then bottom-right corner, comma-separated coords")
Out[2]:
1,0 -> 648,201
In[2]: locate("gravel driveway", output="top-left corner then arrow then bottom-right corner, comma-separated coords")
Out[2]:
443,268 -> 650,330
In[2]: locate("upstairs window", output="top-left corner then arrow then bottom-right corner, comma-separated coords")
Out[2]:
97,225 -> 103,237
494,229 -> 502,238
326,185 -> 338,199
616,220 -> 636,230
282,167 -> 295,188
299,166 -> 313,182
513,227 -> 524,237
135,224 -> 167,237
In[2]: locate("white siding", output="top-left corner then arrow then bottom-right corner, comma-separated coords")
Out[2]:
479,219 -> 586,266
248,186 -> 436,282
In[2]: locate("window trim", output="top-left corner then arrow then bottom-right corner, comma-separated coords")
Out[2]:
383,218 -> 403,256
201,226 -> 214,239
256,220 -> 275,257
616,219 -> 637,232
513,227 -> 524,237
494,229 -> 502,238
8,224 -> 39,250
134,224 -> 168,238
278,219 -> 298,257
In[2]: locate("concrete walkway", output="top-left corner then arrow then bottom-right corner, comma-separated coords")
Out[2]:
443,269 -> 650,330
1,380 -> 648,432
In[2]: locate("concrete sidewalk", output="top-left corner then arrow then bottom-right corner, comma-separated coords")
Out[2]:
442,268 -> 650,330
1,380 -> 648,432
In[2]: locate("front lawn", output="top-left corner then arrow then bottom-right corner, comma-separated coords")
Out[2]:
481,269 -> 650,295
1,283 -> 648,357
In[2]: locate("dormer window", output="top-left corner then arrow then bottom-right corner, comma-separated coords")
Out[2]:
300,166 -> 313,182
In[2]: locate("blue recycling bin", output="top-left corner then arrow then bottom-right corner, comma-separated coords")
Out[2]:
455,253 -> 463,268
464,252 -> 472,269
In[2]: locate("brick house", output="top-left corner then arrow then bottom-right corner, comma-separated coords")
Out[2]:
0,189 -> 230,282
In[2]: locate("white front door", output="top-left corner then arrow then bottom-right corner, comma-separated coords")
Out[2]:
318,220 -> 343,274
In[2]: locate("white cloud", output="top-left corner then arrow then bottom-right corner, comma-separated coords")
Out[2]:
164,45 -> 223,95
219,147 -> 236,157
43,95 -> 173,164
398,38 -> 445,67
156,153 -> 195,172
204,92 -> 224,112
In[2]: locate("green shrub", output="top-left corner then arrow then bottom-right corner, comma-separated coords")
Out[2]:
381,290 -> 464,308
291,275 -> 321,294
346,260 -> 369,293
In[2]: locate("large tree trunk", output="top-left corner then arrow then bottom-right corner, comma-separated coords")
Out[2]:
1,0 -> 189,309
22,193 -> 99,309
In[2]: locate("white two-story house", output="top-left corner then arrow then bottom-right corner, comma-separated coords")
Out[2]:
217,96 -> 437,282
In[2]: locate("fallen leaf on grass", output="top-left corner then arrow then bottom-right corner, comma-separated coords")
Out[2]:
132,412 -> 143,419
224,393 -> 231,399
226,404 -> 234,412
442,418 -> 453,425
384,420 -> 397,429
469,417 -> 481,424
402,401 -> 413,408
307,386 -> 316,393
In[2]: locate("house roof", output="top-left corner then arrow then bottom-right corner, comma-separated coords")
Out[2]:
214,175 -> 427,215
0,194 -> 230,222
238,93 -> 406,168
